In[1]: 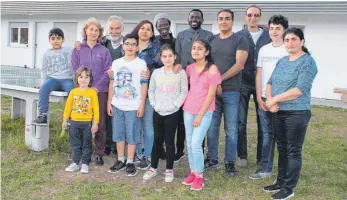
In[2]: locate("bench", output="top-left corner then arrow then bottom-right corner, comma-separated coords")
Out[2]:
1,83 -> 67,151
334,88 -> 347,103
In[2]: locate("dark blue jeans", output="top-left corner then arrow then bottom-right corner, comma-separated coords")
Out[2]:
207,91 -> 240,163
258,98 -> 275,173
237,80 -> 262,163
69,120 -> 93,165
274,110 -> 311,192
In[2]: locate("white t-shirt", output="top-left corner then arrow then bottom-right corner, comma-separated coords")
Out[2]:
257,43 -> 288,98
250,28 -> 263,44
111,57 -> 147,111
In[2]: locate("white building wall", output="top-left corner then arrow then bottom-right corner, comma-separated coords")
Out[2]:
1,13 -> 347,100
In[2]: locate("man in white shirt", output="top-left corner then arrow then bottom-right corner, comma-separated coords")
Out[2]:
249,15 -> 289,180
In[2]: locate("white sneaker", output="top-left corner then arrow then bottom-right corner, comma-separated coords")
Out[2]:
65,163 -> 79,172
143,168 -> 158,180
165,170 -> 174,182
80,164 -> 89,174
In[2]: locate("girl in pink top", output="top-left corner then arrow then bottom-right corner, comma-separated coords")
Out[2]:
182,39 -> 221,191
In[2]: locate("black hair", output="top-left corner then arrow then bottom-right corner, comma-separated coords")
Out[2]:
123,33 -> 139,45
192,39 -> 214,73
268,15 -> 289,29
189,9 -> 204,19
217,9 -> 234,21
246,5 -> 262,16
158,44 -> 177,66
131,20 -> 156,42
49,28 -> 64,39
283,27 -> 310,55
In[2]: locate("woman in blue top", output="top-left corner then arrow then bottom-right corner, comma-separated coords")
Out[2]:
263,28 -> 318,200
131,20 -> 160,170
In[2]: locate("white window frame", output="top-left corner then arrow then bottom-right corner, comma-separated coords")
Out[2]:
9,22 -> 29,47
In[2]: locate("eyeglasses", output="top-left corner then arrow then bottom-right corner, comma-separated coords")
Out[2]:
124,42 -> 137,47
246,13 -> 261,18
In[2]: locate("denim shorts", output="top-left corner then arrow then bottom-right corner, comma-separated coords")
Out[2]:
112,106 -> 141,145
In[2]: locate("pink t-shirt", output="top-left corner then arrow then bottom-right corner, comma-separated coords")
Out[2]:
183,63 -> 222,114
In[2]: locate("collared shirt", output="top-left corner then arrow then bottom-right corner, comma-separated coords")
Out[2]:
175,27 -> 213,69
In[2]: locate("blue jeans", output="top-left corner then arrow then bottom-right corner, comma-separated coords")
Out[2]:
207,91 -> 240,164
258,101 -> 275,173
136,98 -> 154,158
112,106 -> 141,145
38,78 -> 74,114
184,111 -> 213,173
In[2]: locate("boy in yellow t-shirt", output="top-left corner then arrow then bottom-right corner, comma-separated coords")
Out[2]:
62,67 -> 99,174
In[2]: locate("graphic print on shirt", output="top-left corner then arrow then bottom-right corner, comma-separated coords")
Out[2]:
46,52 -> 69,73
72,95 -> 91,114
115,66 -> 137,100
156,76 -> 178,94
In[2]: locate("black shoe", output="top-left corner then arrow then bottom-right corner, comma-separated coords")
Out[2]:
137,156 -> 151,170
125,163 -> 137,176
160,147 -> 166,160
271,189 -> 294,200
205,159 -> 219,169
108,160 -> 126,173
96,156 -> 104,165
225,162 -> 237,177
104,147 -> 111,156
174,152 -> 185,163
204,156 -> 211,164
35,115 -> 47,124
264,184 -> 283,193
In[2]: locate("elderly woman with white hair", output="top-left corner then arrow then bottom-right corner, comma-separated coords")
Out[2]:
71,17 -> 112,166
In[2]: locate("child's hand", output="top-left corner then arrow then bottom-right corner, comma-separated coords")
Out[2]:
137,105 -> 145,118
91,123 -> 98,134
107,103 -> 113,116
107,67 -> 114,79
62,120 -> 68,130
193,114 -> 203,127
173,64 -> 182,74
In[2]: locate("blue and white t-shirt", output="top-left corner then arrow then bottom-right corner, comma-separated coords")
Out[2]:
111,57 -> 147,111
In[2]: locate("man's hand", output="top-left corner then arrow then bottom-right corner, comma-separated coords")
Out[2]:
258,98 -> 268,111
269,104 -> 279,113
74,41 -> 82,50
265,97 -> 277,110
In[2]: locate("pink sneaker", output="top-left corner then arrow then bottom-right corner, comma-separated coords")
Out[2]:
182,172 -> 195,186
190,176 -> 204,191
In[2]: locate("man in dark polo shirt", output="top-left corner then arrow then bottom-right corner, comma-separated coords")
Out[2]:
205,9 -> 249,177
236,5 -> 271,168
174,9 -> 213,162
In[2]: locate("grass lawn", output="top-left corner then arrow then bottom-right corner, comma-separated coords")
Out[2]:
1,95 -> 347,200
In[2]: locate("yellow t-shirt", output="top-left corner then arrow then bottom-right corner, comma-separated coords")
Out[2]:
63,88 -> 99,123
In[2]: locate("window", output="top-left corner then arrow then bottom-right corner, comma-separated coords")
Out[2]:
175,23 -> 213,37
9,22 -> 29,45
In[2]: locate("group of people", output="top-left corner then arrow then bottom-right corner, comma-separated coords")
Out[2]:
35,5 -> 317,200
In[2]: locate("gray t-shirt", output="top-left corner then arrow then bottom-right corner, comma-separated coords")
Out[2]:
41,46 -> 73,84
207,33 -> 249,91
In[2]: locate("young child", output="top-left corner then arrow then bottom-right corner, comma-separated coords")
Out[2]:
63,67 -> 99,174
35,28 -> 74,124
182,40 -> 221,190
107,33 -> 148,176
143,44 -> 188,182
